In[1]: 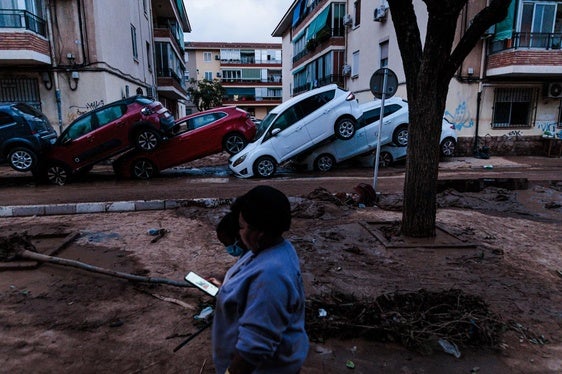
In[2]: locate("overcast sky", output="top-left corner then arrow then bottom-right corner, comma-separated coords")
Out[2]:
184,0 -> 293,43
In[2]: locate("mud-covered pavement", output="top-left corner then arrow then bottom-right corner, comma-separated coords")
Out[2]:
1,173 -> 561,373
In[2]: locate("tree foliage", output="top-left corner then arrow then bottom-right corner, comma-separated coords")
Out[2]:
386,0 -> 512,237
187,78 -> 225,111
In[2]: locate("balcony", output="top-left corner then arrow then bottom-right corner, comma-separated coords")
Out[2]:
293,74 -> 345,96
157,68 -> 188,100
220,77 -> 282,85
222,95 -> 282,106
487,32 -> 562,77
292,28 -> 345,66
0,9 -> 50,65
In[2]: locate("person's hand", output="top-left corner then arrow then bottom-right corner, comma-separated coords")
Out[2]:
208,277 -> 222,287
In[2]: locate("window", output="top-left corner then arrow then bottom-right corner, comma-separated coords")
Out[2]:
204,71 -> 213,81
131,24 -> 138,60
185,112 -> 226,130
380,40 -> 389,68
142,0 -> 147,14
354,0 -> 361,27
352,50 -> 360,77
297,90 -> 335,117
146,42 -> 152,71
519,1 -> 562,48
492,87 -> 537,129
204,52 -> 212,62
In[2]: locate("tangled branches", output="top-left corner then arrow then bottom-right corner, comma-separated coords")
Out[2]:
306,289 -> 507,355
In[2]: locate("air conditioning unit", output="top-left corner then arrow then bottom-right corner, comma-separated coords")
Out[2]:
342,64 -> 352,76
374,6 -> 387,22
343,14 -> 353,26
547,82 -> 562,98
215,55 -> 220,60
216,72 -> 221,78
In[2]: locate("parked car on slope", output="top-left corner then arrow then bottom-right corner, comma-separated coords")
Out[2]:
113,106 -> 256,179
0,103 -> 57,172
229,84 -> 361,178
361,118 -> 458,168
293,96 -> 409,172
41,96 -> 175,185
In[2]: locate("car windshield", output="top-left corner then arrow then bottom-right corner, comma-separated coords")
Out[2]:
254,112 -> 277,140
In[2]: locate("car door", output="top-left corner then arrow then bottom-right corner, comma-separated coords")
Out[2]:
266,104 -> 312,161
172,112 -> 226,163
299,89 -> 336,143
57,104 -> 125,167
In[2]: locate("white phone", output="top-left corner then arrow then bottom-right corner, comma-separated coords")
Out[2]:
185,271 -> 219,297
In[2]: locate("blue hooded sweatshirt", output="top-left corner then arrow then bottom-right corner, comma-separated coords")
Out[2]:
212,239 -> 309,373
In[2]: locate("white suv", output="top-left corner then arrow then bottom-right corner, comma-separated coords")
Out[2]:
293,97 -> 409,172
229,84 -> 361,178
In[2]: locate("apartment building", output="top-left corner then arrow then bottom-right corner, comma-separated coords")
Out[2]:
273,0 -> 562,156
184,42 -> 282,120
0,0 -> 190,133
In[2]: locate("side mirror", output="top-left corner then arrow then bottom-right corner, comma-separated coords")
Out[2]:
271,128 -> 281,136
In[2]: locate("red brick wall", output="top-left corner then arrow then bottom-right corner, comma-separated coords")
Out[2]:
0,32 -> 50,56
488,50 -> 562,69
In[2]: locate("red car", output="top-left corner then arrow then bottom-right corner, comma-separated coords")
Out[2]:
42,96 -> 176,185
113,106 -> 256,179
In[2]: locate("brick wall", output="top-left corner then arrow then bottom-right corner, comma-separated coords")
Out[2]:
456,135 -> 546,157
488,50 -> 562,69
0,32 -> 50,56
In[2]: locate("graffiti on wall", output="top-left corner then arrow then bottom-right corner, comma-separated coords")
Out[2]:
479,131 -> 523,154
535,121 -> 561,134
444,101 -> 474,131
67,99 -> 105,124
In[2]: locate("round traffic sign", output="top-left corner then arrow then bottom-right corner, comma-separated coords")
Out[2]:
369,68 -> 398,99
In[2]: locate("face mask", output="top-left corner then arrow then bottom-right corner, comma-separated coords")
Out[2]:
226,241 -> 244,257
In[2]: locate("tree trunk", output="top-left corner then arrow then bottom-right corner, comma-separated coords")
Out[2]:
401,86 -> 448,237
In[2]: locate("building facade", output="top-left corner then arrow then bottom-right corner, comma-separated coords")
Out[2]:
0,0 -> 190,133
273,0 -> 562,156
184,42 -> 282,120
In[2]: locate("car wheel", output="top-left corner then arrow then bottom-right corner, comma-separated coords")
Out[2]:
379,151 -> 394,168
334,117 -> 356,140
8,147 -> 37,172
314,154 -> 335,172
224,133 -> 247,155
440,137 -> 456,157
392,125 -> 409,146
135,128 -> 161,151
253,156 -> 276,178
46,163 -> 71,185
131,159 -> 158,180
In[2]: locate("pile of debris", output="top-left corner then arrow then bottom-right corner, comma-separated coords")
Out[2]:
306,289 -> 507,355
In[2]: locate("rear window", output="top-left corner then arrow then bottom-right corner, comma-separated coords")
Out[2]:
297,90 -> 335,118
13,103 -> 46,119
135,97 -> 154,105
362,104 -> 404,126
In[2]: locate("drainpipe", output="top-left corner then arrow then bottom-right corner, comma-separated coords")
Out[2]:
46,0 -> 63,134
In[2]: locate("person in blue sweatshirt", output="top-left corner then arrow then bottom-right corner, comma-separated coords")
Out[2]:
212,185 -> 309,374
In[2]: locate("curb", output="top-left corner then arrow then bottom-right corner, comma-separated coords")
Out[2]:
0,198 -> 234,218
0,197 -> 306,218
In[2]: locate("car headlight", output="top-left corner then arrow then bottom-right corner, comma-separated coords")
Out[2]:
232,154 -> 247,167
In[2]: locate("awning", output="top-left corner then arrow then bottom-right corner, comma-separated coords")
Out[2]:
494,0 -> 515,41
306,5 -> 330,41
292,0 -> 305,27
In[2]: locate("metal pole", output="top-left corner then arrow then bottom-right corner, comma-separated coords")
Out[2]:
373,69 -> 388,190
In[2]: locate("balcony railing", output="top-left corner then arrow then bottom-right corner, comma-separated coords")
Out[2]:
0,9 -> 46,37
223,95 -> 282,102
488,32 -> 562,54
219,58 -> 282,65
221,77 -> 282,84
157,68 -> 186,89
293,74 -> 345,95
